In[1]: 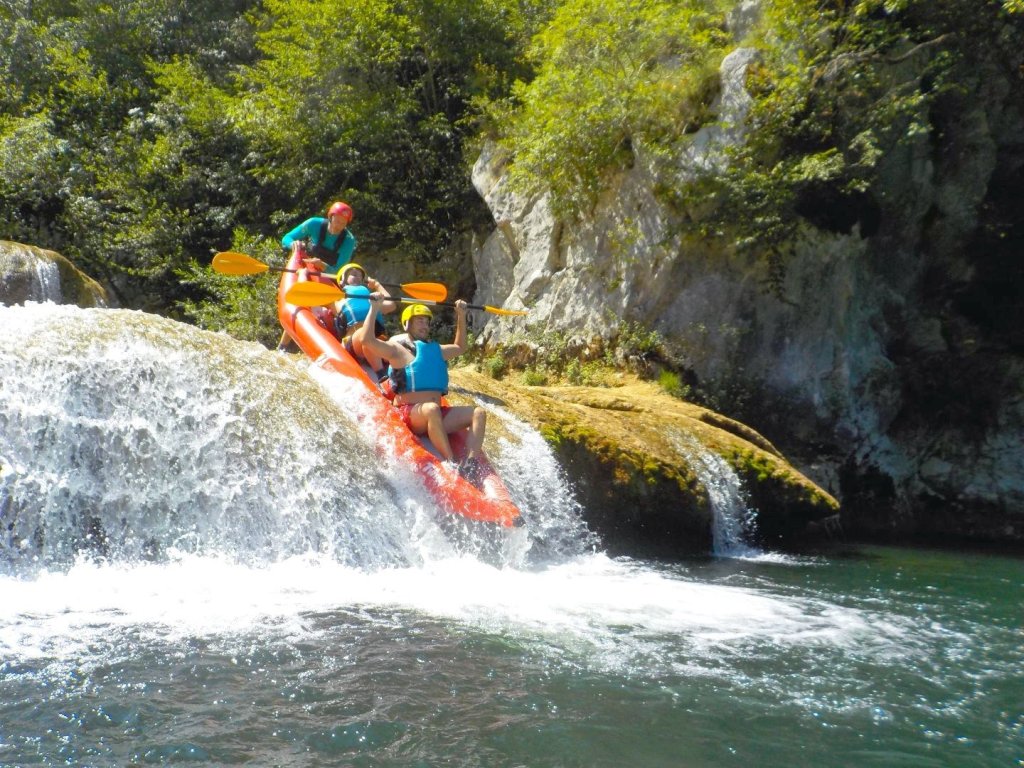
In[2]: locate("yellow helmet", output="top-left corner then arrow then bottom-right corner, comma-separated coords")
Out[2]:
336,262 -> 365,285
401,303 -> 433,329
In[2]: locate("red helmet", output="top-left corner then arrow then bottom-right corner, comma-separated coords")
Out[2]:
327,201 -> 353,223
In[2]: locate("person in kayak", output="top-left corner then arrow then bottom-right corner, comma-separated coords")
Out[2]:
332,262 -> 397,376
355,296 -> 486,478
278,200 -> 357,351
280,200 -> 357,275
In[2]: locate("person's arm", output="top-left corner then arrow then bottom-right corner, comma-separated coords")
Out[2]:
280,219 -> 313,249
441,300 -> 469,361
366,277 -> 397,314
282,219 -> 330,271
355,295 -> 412,364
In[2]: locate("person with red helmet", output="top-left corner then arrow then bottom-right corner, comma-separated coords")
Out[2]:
277,200 -> 357,350
280,200 -> 356,275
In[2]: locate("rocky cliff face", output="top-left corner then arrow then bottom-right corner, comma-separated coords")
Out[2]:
469,38 -> 1024,544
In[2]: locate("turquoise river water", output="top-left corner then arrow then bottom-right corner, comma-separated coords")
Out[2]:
1,304 -> 1022,767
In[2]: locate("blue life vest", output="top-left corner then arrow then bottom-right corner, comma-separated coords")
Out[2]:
389,338 -> 449,394
339,285 -> 371,326
334,285 -> 385,338
310,220 -> 351,266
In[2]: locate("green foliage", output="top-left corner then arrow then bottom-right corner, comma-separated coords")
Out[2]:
673,0 -> 1020,292
490,0 -> 729,218
0,0 -> 539,334
0,0 -> 259,310
177,228 -> 281,346
480,353 -> 509,379
469,317 -> 671,386
6,0 -> 1019,346
657,369 -> 691,400
487,0 -> 1022,298
520,369 -> 548,386
565,358 -> 610,386
0,113 -> 70,232
615,320 -> 664,361
232,0 -> 540,260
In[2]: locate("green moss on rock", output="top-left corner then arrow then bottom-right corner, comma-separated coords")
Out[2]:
452,368 -> 838,556
51,254 -> 109,307
1,240 -> 109,307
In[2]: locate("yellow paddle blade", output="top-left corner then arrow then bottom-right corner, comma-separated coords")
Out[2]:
285,281 -> 344,307
400,282 -> 447,302
211,251 -> 269,275
483,305 -> 528,316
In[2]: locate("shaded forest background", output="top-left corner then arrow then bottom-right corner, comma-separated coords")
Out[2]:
2,0 -> 1022,346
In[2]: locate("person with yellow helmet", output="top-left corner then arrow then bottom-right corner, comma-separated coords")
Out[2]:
354,294 -> 486,480
331,263 -> 397,375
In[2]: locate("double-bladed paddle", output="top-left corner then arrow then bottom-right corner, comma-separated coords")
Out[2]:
284,281 -> 528,317
211,251 -> 448,302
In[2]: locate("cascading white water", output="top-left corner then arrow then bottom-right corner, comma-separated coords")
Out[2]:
468,395 -> 600,562
669,431 -> 761,557
5,304 -> 975,768
0,303 -> 591,574
32,257 -> 63,302
0,303 -> 411,570
0,248 -> 64,303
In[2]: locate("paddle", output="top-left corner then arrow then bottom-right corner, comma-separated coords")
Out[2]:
211,251 -> 448,302
284,281 -> 528,317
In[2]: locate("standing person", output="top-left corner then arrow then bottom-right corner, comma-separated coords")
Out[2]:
354,296 -> 486,478
333,263 -> 397,376
277,200 -> 356,351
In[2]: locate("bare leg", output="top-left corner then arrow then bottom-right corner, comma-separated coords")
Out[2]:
408,402 -> 454,461
350,337 -> 384,372
443,406 -> 486,459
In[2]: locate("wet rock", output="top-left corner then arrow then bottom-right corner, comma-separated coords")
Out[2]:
451,370 -> 838,556
0,240 -> 109,307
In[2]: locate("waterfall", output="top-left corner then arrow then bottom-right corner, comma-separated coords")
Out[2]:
670,431 -> 760,557
0,247 -> 64,303
0,303 -> 589,575
468,395 -> 599,563
32,258 -> 62,303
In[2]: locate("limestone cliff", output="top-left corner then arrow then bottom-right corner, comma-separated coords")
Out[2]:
467,27 -> 1024,545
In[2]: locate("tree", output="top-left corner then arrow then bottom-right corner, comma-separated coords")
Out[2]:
490,0 -> 729,218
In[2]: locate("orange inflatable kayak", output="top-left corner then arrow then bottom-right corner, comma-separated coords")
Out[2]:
277,247 -> 522,527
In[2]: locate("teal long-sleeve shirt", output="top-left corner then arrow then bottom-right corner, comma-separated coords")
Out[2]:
280,217 -> 357,275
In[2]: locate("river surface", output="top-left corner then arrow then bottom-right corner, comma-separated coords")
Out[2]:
2,547 -> 1021,767
1,304 -> 1022,767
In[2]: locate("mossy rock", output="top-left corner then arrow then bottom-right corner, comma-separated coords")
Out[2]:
0,240 -> 109,307
450,368 -> 839,556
